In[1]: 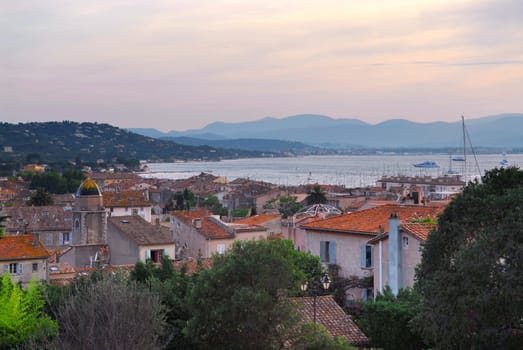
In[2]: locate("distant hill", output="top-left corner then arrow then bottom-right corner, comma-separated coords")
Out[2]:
130,113 -> 523,148
161,136 -> 326,155
0,121 -> 272,163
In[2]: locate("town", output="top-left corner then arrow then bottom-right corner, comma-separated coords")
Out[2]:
5,159 -> 516,349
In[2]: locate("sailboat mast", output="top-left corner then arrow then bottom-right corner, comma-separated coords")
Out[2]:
462,115 -> 467,181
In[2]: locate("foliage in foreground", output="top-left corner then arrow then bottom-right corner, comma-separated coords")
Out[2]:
415,167 -> 523,349
53,272 -> 168,350
356,287 -> 425,350
0,275 -> 58,349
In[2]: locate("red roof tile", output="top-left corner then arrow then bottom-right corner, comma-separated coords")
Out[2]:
234,214 -> 281,225
402,223 -> 437,241
302,204 -> 444,235
0,235 -> 50,260
293,295 -> 369,346
102,190 -> 151,208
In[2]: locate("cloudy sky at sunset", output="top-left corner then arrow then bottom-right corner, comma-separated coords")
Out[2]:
2,0 -> 522,131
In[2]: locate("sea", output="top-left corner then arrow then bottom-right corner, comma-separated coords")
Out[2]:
141,154 -> 523,188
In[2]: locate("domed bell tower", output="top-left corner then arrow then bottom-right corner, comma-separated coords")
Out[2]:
72,179 -> 107,245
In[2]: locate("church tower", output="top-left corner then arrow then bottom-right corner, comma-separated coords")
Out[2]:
72,179 -> 107,245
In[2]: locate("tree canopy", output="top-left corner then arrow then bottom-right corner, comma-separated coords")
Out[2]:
415,167 -> 523,349
305,185 -> 327,205
185,239 -> 326,350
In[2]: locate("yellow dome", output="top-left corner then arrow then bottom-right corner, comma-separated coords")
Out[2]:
76,179 -> 101,196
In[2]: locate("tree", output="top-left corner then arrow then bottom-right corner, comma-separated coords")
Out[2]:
185,239 -> 325,350
55,271 -> 168,350
201,194 -> 227,215
27,188 -> 53,206
0,275 -> 58,348
278,195 -> 304,218
356,287 -> 425,350
415,167 -> 523,349
305,185 -> 327,205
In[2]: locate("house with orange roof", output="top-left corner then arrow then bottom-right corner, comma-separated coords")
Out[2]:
234,213 -> 282,237
368,215 -> 437,296
301,203 -> 444,301
171,211 -> 268,259
0,234 -> 50,286
103,190 -> 152,223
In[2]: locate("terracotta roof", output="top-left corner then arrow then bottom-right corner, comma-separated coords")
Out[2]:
302,204 -> 444,235
3,205 -> 73,232
367,222 -> 438,244
292,295 -> 369,346
172,211 -> 265,239
0,235 -> 50,261
173,258 -> 212,274
49,262 -> 76,274
234,214 -> 281,225
402,223 -> 437,241
102,190 -> 151,208
108,215 -> 174,245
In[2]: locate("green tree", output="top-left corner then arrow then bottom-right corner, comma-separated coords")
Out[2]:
185,239 -> 325,350
415,167 -> 523,349
356,287 -> 425,350
201,194 -> 227,215
278,195 -> 304,218
27,188 -> 53,206
305,185 -> 327,205
0,275 -> 58,348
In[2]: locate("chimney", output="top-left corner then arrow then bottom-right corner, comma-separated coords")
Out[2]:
388,212 -> 401,296
193,218 -> 202,229
33,232 -> 40,247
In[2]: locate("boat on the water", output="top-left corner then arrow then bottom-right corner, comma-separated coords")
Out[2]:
413,161 -> 440,168
452,156 -> 465,162
500,153 -> 509,166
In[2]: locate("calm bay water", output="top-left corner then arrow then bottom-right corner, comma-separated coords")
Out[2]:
142,154 -> 523,188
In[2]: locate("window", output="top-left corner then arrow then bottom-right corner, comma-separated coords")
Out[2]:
361,244 -> 374,268
402,236 -> 409,248
320,241 -> 336,264
147,249 -> 165,263
5,263 -> 23,275
125,207 -> 129,212
132,208 -> 138,215
63,232 -> 70,244
75,219 -> 80,230
32,263 -> 38,272
216,244 -> 225,254
45,233 -> 53,246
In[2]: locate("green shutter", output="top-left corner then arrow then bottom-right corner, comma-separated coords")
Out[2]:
329,241 -> 337,263
320,241 -> 326,262
361,244 -> 366,268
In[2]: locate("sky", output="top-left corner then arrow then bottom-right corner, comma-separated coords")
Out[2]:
2,0 -> 523,131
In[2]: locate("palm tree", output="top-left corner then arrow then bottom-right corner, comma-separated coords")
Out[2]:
305,185 -> 327,205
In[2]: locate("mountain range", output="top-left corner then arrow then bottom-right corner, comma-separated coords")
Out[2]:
130,113 -> 523,149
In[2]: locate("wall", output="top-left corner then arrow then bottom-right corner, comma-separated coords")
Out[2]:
2,258 -> 48,287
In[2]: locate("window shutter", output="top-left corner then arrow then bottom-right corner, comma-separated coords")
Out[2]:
146,250 -> 151,261
320,241 -> 326,262
18,263 -> 23,275
329,241 -> 337,263
163,249 -> 168,259
59,232 -> 64,245
3,264 -> 8,274
361,288 -> 368,300
361,244 -> 366,268
370,245 -> 374,268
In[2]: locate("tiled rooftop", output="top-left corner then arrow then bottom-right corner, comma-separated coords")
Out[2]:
108,215 -> 174,245
292,295 -> 369,346
0,235 -> 50,261
3,205 -> 73,232
302,203 -> 444,234
402,223 -> 437,241
102,190 -> 151,208
234,214 -> 281,225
